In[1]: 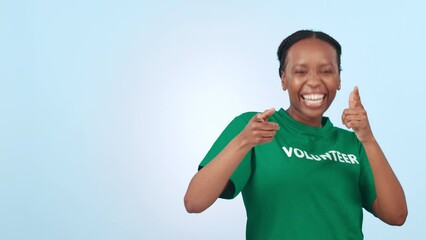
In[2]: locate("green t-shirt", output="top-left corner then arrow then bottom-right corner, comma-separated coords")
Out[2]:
199,108 -> 376,240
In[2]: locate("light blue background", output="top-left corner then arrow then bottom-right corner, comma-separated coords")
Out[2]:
1,1 -> 424,239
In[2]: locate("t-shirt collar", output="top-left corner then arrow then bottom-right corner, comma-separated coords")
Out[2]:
275,108 -> 333,136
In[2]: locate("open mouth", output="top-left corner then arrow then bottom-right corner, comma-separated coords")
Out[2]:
301,94 -> 325,107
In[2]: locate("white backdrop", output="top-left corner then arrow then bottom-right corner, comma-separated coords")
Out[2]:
1,1 -> 424,239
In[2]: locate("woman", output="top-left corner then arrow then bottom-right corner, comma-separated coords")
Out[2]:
184,30 -> 407,239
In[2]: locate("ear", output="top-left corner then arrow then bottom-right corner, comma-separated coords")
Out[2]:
281,72 -> 287,90
337,75 -> 341,90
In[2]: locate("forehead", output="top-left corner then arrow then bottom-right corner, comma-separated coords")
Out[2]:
286,38 -> 338,65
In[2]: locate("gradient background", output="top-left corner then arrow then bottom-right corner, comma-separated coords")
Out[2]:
1,1 -> 424,239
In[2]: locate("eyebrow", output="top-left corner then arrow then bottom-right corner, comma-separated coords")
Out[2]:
291,63 -> 335,68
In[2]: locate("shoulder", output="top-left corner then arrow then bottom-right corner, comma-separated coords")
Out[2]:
218,112 -> 257,134
331,125 -> 363,147
332,125 -> 355,136
235,110 -> 281,121
223,111 -> 260,131
234,111 -> 258,123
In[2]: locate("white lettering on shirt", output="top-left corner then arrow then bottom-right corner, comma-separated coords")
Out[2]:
281,146 -> 360,165
282,146 -> 293,157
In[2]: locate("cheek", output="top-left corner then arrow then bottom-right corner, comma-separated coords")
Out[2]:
325,77 -> 340,89
326,87 -> 338,102
286,76 -> 305,89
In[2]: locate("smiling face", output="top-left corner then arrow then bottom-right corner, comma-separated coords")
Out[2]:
281,37 -> 341,127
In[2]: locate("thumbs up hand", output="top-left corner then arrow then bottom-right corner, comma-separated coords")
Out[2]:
238,108 -> 280,147
342,86 -> 374,143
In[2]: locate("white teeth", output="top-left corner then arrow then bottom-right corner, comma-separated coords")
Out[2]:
302,94 -> 325,101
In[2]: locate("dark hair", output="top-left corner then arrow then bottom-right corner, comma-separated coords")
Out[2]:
277,30 -> 342,78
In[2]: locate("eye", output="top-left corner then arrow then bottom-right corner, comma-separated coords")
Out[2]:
294,69 -> 307,75
321,69 -> 334,74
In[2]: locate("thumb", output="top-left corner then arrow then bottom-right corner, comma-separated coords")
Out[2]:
349,86 -> 363,109
257,108 -> 276,122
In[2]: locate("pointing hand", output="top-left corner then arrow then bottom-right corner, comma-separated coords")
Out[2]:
349,86 -> 363,109
342,86 -> 374,143
239,108 -> 280,147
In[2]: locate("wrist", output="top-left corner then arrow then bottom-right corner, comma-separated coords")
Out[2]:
235,133 -> 255,150
360,135 -> 376,145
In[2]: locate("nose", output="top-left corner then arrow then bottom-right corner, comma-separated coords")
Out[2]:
306,71 -> 321,88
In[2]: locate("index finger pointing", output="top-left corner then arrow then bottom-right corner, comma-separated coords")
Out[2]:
259,108 -> 276,121
349,86 -> 363,109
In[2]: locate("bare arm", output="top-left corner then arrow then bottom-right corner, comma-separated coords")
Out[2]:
184,134 -> 252,213
342,86 -> 408,225
184,109 -> 279,213
363,138 -> 407,225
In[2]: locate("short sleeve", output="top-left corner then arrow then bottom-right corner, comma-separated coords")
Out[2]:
359,144 -> 377,214
199,113 -> 255,199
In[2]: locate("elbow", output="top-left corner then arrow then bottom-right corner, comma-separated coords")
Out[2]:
374,199 -> 408,226
184,196 -> 206,214
391,210 -> 408,226
385,209 -> 408,226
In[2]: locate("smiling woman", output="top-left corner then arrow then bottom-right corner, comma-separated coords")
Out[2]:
184,30 -> 407,240
281,37 -> 341,127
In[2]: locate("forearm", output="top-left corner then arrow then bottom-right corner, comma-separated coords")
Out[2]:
184,134 -> 253,213
363,137 -> 408,225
